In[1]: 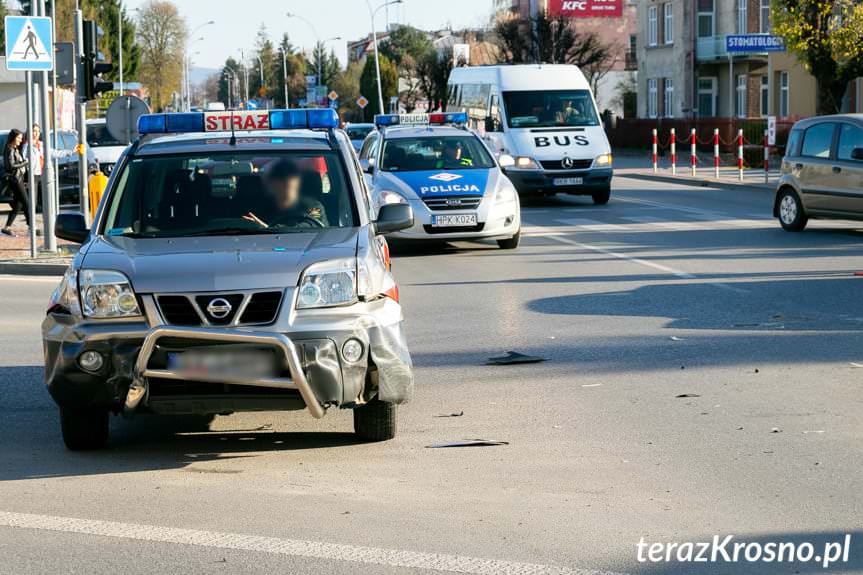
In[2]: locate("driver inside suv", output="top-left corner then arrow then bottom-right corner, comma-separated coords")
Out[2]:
242,159 -> 328,229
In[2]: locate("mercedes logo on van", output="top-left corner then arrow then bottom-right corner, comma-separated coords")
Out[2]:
206,298 -> 233,319
561,156 -> 574,169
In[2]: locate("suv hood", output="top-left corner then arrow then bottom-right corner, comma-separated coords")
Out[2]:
80,228 -> 359,293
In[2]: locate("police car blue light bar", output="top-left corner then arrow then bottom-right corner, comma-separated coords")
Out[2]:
374,112 -> 468,128
137,108 -> 340,135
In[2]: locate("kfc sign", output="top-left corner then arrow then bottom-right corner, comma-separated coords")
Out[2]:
548,0 -> 623,18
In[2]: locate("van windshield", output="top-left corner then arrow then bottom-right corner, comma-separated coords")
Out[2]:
502,90 -> 599,128
102,151 -> 357,238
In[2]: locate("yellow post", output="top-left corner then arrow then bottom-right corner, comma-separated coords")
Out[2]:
88,169 -> 108,220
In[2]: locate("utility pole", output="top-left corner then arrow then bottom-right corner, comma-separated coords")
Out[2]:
118,4 -> 123,95
75,6 -> 90,225
281,48 -> 289,108
38,0 -> 56,251
50,0 -> 60,219
25,71 -> 36,257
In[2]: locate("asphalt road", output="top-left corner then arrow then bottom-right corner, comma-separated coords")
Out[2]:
1,175 -> 862,575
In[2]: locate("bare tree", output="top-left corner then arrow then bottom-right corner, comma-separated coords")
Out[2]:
137,0 -> 186,111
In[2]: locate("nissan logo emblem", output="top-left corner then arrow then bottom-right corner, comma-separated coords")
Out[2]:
206,298 -> 232,319
561,156 -> 574,169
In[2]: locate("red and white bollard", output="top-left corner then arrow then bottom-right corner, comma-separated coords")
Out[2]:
670,128 -> 677,175
763,129 -> 769,184
737,128 -> 744,182
690,128 -> 697,177
652,128 -> 658,173
713,128 -> 720,179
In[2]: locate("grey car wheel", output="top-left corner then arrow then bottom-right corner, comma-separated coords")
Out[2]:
777,188 -> 808,232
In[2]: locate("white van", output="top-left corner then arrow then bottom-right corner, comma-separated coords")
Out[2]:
447,65 -> 613,204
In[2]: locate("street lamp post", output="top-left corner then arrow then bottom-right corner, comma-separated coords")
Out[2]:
364,0 -> 402,115
223,69 -> 236,108
280,47 -> 289,108
185,20 -> 215,111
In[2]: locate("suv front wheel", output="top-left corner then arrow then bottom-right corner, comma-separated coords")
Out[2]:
60,407 -> 109,450
777,188 -> 808,232
353,397 -> 397,441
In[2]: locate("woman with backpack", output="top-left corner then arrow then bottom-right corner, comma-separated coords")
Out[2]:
2,128 -> 31,237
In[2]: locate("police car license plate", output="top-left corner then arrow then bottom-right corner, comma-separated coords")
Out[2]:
167,349 -> 278,380
432,214 -> 478,227
552,177 -> 583,186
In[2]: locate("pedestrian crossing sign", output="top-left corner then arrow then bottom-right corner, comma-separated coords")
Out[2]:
5,16 -> 54,71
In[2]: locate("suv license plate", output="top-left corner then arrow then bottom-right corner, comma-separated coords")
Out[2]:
432,214 -> 478,227
167,349 -> 278,380
553,177 -> 583,186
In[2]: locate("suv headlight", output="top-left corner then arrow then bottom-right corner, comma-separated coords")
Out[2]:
79,270 -> 141,318
595,153 -> 613,166
513,156 -> 540,169
48,269 -> 81,316
297,258 -> 357,309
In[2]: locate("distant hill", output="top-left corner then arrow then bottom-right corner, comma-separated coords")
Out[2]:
190,67 -> 219,86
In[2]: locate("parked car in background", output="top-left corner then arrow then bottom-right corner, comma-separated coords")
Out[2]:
86,118 -> 127,175
774,114 -> 863,231
345,123 -> 375,153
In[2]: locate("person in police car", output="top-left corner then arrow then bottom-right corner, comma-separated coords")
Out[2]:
242,159 -> 328,229
435,140 -> 473,169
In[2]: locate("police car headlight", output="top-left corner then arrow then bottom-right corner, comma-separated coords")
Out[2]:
79,270 -> 141,318
495,185 -> 516,203
514,156 -> 540,169
595,153 -> 613,166
48,269 -> 82,316
379,190 -> 407,205
297,258 -> 358,309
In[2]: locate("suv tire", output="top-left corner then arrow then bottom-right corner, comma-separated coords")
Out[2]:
497,230 -> 520,250
60,408 -> 109,450
777,188 -> 808,232
591,186 -> 611,205
354,397 -> 397,441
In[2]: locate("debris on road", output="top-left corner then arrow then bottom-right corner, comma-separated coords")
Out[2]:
676,393 -> 700,398
434,411 -> 465,418
771,427 -> 782,433
486,351 -> 547,365
426,439 -> 510,448
803,430 -> 825,434
670,336 -> 683,341
850,362 -> 863,368
582,383 -> 602,388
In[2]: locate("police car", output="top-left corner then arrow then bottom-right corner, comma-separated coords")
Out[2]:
44,108 -> 415,449
358,112 -> 521,249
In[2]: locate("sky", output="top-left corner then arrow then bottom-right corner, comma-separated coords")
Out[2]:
124,0 -> 497,72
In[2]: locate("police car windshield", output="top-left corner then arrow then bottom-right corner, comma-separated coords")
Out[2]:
102,150 -> 356,238
380,136 -> 494,172
503,90 -> 599,128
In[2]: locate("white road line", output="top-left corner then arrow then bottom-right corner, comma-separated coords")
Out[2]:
553,219 -> 627,232
0,274 -> 60,282
0,511 -> 626,575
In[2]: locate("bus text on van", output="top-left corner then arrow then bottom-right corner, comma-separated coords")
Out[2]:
535,135 -> 590,147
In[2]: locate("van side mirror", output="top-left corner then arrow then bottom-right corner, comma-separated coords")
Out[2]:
851,148 -> 863,161
374,203 -> 413,235
55,212 -> 89,243
498,154 -> 515,168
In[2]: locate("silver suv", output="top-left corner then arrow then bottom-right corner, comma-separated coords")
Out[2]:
774,114 -> 863,231
44,108 -> 415,450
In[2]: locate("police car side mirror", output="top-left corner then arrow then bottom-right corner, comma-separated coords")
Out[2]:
375,203 -> 413,235
55,212 -> 89,244
498,154 -> 515,168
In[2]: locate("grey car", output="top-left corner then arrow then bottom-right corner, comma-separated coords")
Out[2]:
44,108 -> 415,450
774,114 -> 863,231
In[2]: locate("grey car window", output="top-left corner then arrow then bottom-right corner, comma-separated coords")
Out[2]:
800,123 -> 835,159
836,124 -> 863,161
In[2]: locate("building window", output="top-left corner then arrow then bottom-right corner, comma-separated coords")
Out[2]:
663,3 -> 674,44
648,6 -> 658,46
737,0 -> 748,34
648,78 -> 658,118
663,78 -> 674,117
760,75 -> 769,117
698,77 -> 717,116
697,0 -> 714,38
759,0 -> 771,33
779,72 -> 789,117
736,75 -> 747,118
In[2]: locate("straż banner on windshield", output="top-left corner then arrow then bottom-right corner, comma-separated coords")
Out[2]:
547,0 -> 623,18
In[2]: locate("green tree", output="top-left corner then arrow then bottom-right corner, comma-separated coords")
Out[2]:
136,0 -> 186,111
416,46 -> 454,112
379,25 -> 434,112
330,60 -> 364,121
218,56 -> 243,107
91,0 -> 140,82
307,42 -> 341,88
773,0 -> 863,114
360,54 -> 398,116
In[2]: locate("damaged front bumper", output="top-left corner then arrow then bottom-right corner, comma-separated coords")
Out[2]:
42,295 -> 413,417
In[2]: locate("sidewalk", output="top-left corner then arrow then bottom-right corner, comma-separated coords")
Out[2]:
613,150 -> 779,191
0,211 -> 74,275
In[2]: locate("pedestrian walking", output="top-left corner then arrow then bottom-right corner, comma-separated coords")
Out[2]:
2,129 -> 31,237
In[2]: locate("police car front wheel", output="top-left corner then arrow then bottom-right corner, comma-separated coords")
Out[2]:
497,230 -> 521,250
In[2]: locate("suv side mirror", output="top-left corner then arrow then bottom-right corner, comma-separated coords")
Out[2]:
55,212 -> 89,243
851,148 -> 863,161
498,154 -> 515,168
360,157 -> 375,174
374,203 -> 413,235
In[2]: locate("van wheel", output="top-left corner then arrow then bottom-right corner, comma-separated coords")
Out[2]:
497,230 -> 520,250
353,397 -> 397,441
60,407 -> 109,450
591,186 -> 611,205
777,188 -> 808,231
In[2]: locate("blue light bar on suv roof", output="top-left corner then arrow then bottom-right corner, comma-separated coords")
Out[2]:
137,108 -> 340,135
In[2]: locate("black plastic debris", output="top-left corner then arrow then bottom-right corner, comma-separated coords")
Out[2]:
486,351 -> 547,365
434,411 -> 465,418
426,439 -> 510,448
676,393 -> 700,398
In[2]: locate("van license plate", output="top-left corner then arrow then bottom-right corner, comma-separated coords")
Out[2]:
553,177 -> 583,186
432,214 -> 478,227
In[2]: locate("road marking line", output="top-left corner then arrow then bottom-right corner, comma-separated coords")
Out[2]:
553,219 -> 627,232
0,275 -> 60,283
0,511 -> 626,575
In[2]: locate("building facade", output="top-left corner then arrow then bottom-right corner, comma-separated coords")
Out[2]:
635,0 -> 863,119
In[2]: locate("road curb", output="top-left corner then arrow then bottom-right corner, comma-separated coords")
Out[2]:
0,261 -> 68,276
620,171 -> 774,193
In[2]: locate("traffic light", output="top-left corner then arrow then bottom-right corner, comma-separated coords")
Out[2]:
82,20 -> 113,101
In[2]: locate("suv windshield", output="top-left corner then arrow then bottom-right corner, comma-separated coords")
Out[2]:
346,126 -> 373,141
380,135 -> 495,172
87,123 -> 124,147
103,150 -> 356,237
502,90 -> 599,128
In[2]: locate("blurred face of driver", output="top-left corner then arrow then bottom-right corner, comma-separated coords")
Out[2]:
444,141 -> 461,161
265,161 -> 301,209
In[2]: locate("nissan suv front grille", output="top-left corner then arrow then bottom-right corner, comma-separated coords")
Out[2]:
156,291 -> 284,327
